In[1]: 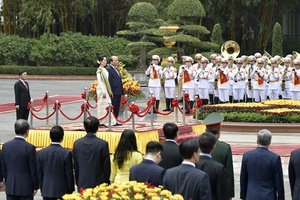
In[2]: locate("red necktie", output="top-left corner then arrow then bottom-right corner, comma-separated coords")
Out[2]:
23,81 -> 28,90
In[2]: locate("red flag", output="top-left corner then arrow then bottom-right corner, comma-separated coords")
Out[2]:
257,74 -> 264,86
219,71 -> 228,84
183,70 -> 191,83
294,72 -> 300,85
152,67 -> 158,79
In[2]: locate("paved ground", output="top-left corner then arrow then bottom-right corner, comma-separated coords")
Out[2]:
0,77 -> 298,199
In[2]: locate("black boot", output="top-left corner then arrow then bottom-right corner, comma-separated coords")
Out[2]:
163,98 -> 170,111
214,97 -> 219,104
186,101 -> 194,114
154,100 -> 160,113
209,94 -> 214,104
203,99 -> 209,105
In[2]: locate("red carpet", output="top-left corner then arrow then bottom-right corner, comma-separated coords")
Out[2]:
232,144 -> 300,157
0,95 -> 83,114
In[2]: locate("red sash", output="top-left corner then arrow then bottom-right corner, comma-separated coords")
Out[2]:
258,74 -> 264,86
219,71 -> 228,84
183,70 -> 191,83
294,72 -> 300,85
152,67 -> 158,79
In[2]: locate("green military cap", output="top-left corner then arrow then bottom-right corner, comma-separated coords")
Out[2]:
203,113 -> 224,129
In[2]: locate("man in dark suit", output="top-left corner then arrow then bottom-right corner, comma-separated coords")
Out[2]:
240,129 -> 285,200
158,123 -> 183,169
73,116 -> 111,191
37,125 -> 74,200
106,55 -> 123,126
196,132 -> 229,200
163,138 -> 211,200
289,147 -> 300,200
14,70 -> 31,120
1,119 -> 39,200
130,141 -> 165,186
203,112 -> 235,199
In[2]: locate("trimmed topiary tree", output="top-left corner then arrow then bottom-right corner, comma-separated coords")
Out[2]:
272,22 -> 283,56
210,23 -> 223,53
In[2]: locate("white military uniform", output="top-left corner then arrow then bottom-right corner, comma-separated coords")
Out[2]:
267,67 -> 281,100
145,63 -> 162,99
290,68 -> 300,100
232,67 -> 247,102
162,65 -> 177,98
252,67 -> 267,102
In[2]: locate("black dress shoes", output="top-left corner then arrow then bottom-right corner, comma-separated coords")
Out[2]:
99,124 -> 107,127
113,123 -> 122,126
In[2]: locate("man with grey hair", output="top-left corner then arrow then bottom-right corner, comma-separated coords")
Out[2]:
240,129 -> 284,200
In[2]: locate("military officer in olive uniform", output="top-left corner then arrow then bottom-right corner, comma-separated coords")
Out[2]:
203,113 -> 235,199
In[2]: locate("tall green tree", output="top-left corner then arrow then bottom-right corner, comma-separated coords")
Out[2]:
117,2 -> 163,70
211,23 -> 223,53
272,22 -> 283,56
165,0 -> 217,57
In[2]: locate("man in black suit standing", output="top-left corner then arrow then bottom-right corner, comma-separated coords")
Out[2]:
73,116 -> 111,191
106,55 -> 123,126
240,129 -> 284,200
14,70 -> 31,120
158,123 -> 183,169
37,125 -> 74,200
196,132 -> 229,200
163,138 -> 211,200
130,141 -> 165,186
289,147 -> 300,200
1,119 -> 39,200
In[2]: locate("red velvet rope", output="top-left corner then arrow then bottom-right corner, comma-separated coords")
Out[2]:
87,100 -> 97,109
81,92 -> 86,99
129,104 -> 139,114
30,93 -> 48,112
59,109 -> 83,121
30,103 -> 57,120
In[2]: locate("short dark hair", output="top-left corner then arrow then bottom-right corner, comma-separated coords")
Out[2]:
18,70 -> 26,76
146,141 -> 163,155
205,128 -> 220,135
50,125 -> 64,142
198,132 -> 216,154
179,138 -> 199,159
83,116 -> 99,133
163,122 -> 178,139
14,119 -> 30,135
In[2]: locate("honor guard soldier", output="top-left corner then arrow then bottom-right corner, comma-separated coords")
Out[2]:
267,58 -> 281,100
203,113 -> 235,199
162,57 -> 177,111
252,58 -> 268,102
146,55 -> 163,113
291,59 -> 300,100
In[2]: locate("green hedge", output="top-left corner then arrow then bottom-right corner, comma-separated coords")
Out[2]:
0,33 -> 135,68
0,65 -> 96,76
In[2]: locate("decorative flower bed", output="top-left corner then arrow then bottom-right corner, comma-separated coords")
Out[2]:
87,62 -> 145,101
62,181 -> 183,200
199,100 -> 300,123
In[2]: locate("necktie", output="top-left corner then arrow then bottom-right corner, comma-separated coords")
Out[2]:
114,67 -> 120,76
23,81 -> 28,90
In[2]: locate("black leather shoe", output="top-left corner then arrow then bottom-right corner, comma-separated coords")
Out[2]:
113,123 -> 122,126
99,124 -> 107,127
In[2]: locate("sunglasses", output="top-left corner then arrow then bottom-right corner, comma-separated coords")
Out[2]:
257,63 -> 264,64
221,62 -> 227,64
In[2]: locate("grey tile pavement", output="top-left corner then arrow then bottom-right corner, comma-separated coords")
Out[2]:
0,78 -> 298,199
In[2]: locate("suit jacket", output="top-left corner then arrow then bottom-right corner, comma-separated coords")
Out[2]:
158,141 -> 183,169
211,139 -> 235,198
129,159 -> 165,186
73,133 -> 111,190
196,155 -> 228,200
163,163 -> 211,200
289,148 -> 300,200
240,147 -> 285,200
106,65 -> 123,95
1,137 -> 39,196
37,144 -> 74,198
14,80 -> 31,107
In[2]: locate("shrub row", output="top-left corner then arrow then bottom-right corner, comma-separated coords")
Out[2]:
198,108 -> 300,123
0,33 -> 134,68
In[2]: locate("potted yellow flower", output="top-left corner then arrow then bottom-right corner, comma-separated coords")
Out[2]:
62,181 -> 183,200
